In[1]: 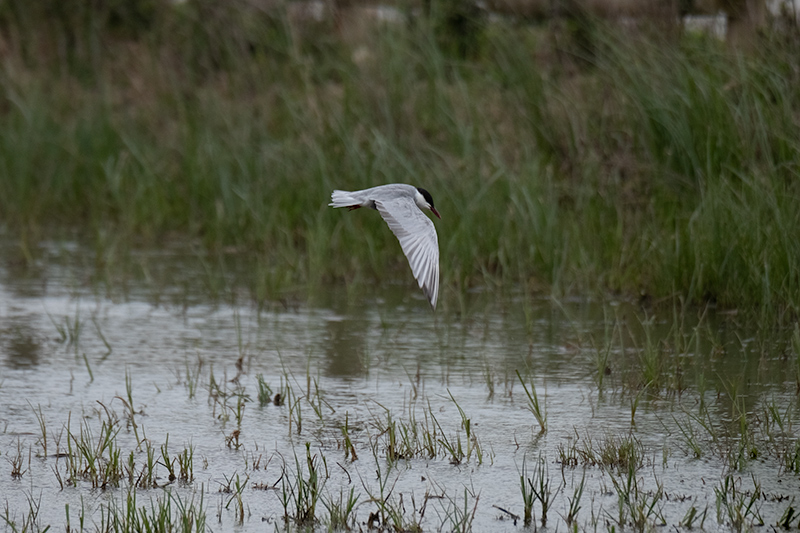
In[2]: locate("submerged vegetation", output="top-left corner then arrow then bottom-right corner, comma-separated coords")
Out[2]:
0,1 -> 798,317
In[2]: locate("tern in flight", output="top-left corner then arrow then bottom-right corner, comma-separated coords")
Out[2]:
329,184 -> 441,309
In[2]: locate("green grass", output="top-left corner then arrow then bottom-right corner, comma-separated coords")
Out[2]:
1,3 -> 800,318
98,488 -> 206,533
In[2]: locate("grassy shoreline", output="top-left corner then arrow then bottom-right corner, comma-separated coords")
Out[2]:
1,3 -> 799,317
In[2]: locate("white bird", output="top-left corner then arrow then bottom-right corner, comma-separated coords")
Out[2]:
329,184 -> 441,309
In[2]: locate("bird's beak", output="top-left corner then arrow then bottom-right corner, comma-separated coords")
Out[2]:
431,207 -> 441,219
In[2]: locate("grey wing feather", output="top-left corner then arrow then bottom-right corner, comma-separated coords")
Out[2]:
375,198 -> 440,309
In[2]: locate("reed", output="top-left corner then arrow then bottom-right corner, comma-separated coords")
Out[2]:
0,4 -> 798,317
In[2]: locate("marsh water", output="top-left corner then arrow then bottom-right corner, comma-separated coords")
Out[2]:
1,241 -> 799,532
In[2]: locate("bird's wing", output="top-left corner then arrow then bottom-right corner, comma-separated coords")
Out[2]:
375,197 -> 440,309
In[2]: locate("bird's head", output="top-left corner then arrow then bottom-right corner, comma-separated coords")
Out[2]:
415,187 -> 441,219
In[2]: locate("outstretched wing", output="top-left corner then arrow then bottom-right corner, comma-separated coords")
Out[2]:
375,197 -> 440,309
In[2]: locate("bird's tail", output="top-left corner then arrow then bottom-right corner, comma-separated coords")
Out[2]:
329,190 -> 359,208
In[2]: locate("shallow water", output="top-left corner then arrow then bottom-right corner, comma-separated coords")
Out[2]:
1,241 -> 799,532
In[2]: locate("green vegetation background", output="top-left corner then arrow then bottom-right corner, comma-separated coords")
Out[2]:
1,1 -> 799,318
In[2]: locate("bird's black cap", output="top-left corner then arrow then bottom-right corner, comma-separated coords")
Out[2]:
417,187 -> 435,207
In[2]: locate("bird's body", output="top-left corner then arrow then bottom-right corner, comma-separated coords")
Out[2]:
329,184 -> 441,309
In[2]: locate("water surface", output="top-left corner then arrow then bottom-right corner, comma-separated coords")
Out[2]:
1,241 -> 799,531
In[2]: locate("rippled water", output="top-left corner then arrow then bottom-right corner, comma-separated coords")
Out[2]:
1,241 -> 799,532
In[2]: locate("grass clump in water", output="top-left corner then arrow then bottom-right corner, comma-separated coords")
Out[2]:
279,443 -> 326,527
517,370 -> 546,433
98,488 -> 207,533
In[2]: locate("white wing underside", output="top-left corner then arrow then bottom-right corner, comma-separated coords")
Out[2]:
375,198 -> 440,309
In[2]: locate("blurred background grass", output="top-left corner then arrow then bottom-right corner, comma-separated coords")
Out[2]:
0,0 -> 799,318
